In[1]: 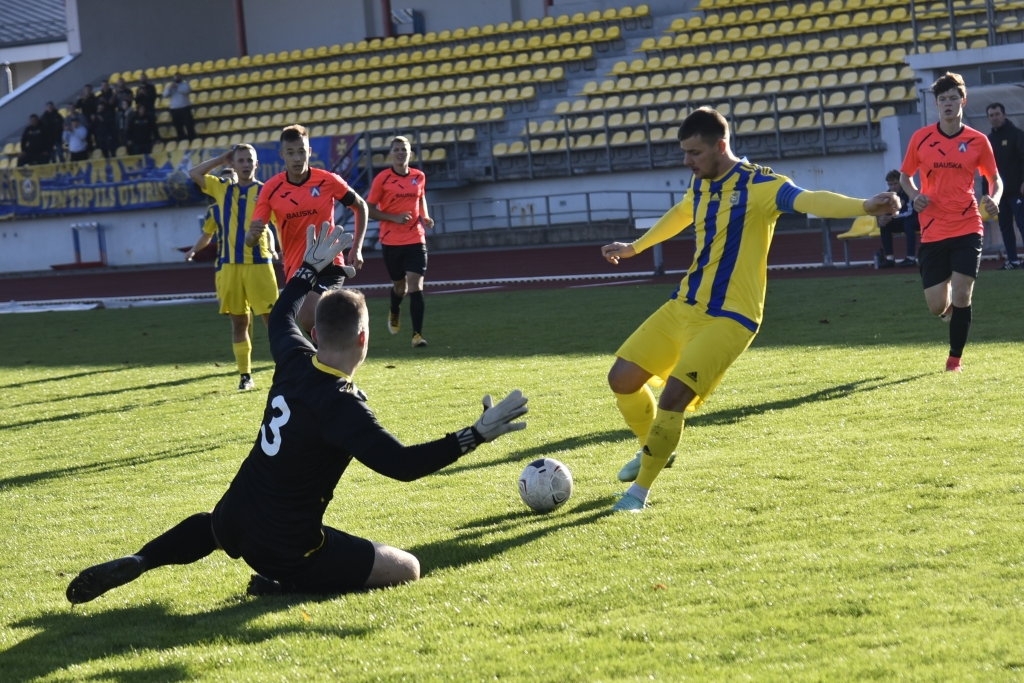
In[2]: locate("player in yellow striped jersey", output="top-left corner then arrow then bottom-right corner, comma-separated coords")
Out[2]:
186,145 -> 280,391
601,108 -> 901,512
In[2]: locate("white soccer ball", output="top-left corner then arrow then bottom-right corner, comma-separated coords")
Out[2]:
518,458 -> 573,513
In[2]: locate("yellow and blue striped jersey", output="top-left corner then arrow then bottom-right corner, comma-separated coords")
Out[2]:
633,161 -> 805,332
202,175 -> 273,265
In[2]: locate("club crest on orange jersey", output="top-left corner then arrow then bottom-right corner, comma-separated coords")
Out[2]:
310,186 -> 321,197
958,142 -> 968,153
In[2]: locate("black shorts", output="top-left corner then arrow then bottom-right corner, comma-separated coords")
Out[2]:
213,498 -> 376,594
918,232 -> 983,289
268,526 -> 376,594
381,243 -> 427,281
313,264 -> 347,295
245,526 -> 375,594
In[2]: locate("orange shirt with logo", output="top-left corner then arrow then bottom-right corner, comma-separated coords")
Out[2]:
367,167 -> 427,246
254,168 -> 353,280
900,123 -> 999,243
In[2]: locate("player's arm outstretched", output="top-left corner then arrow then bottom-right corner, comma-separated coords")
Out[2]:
602,196 -> 695,264
268,222 -> 353,361
790,188 -> 902,217
334,391 -> 529,481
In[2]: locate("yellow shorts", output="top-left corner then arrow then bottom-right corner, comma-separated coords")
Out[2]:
215,263 -> 279,316
616,298 -> 756,410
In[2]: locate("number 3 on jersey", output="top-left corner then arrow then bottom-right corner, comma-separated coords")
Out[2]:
260,395 -> 291,456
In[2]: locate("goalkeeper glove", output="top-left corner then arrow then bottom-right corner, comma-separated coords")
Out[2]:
292,222 -> 354,284
455,390 -> 529,454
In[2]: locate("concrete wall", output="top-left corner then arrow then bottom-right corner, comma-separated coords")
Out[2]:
0,0 -> 238,143
0,206 -> 206,274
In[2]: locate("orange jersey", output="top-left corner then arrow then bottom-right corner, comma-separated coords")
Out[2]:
254,168 -> 354,280
900,123 -> 999,243
367,166 -> 426,246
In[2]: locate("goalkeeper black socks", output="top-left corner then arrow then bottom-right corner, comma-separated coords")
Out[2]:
410,291 -> 425,334
135,512 -> 217,570
390,288 -> 403,316
949,304 -> 972,358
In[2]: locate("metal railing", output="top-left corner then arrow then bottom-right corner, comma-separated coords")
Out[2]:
909,0 -> 1004,52
428,189 -> 686,233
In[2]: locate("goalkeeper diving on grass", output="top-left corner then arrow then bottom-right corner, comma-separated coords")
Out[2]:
601,107 -> 901,513
67,223 -> 529,603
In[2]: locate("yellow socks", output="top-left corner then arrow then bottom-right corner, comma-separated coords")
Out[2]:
635,409 -> 685,490
614,385 -> 656,448
232,339 -> 252,376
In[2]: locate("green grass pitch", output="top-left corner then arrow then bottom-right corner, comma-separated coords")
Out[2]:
1,272 -> 1023,681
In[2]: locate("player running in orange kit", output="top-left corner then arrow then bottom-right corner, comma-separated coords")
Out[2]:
250,125 -> 369,332
900,72 -> 1002,372
366,136 -> 434,347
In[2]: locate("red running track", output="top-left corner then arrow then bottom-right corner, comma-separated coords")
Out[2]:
0,231 -> 991,303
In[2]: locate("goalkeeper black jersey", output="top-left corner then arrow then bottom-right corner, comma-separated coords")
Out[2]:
212,274 -> 464,570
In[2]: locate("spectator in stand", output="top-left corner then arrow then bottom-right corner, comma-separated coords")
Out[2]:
97,80 -> 118,109
92,101 -> 118,157
135,73 -> 157,123
115,78 -> 134,108
18,114 -> 51,166
40,101 -> 64,162
64,118 -> 89,161
75,84 -> 97,149
116,99 -> 133,149
127,103 -> 158,155
878,169 -> 918,267
164,74 -> 195,141
985,103 -> 1024,270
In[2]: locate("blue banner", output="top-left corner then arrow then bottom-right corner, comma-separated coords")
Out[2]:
0,135 -> 360,220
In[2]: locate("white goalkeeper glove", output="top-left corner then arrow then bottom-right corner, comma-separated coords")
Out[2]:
292,222 -> 354,285
455,390 -> 529,453
304,222 -> 353,272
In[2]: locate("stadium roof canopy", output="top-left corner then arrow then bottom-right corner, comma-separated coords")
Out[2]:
0,0 -> 67,48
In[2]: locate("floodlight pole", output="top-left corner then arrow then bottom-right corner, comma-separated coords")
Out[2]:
234,0 -> 248,56
381,0 -> 393,37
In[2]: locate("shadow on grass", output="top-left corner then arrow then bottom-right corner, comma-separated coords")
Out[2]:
0,599 -> 370,683
0,389 -> 226,432
0,441 -> 239,491
411,497 -> 617,575
0,366 -> 135,390
8,371 -> 230,409
689,374 -> 928,428
438,429 -> 634,477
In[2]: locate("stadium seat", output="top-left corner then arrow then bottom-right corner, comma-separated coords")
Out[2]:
837,216 -> 879,239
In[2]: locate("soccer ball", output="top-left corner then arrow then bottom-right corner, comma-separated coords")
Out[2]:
518,458 -> 573,513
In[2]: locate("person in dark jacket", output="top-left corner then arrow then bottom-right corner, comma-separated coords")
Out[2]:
126,103 -> 158,155
74,84 -> 97,150
986,103 -> 1024,269
97,80 -> 118,110
115,78 -> 134,109
116,99 -> 132,148
134,74 -> 158,124
40,102 -> 64,161
878,169 -> 918,267
18,114 -> 51,166
64,225 -> 528,604
92,101 -> 118,157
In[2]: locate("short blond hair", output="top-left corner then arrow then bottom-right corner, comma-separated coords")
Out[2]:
390,136 -> 411,149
